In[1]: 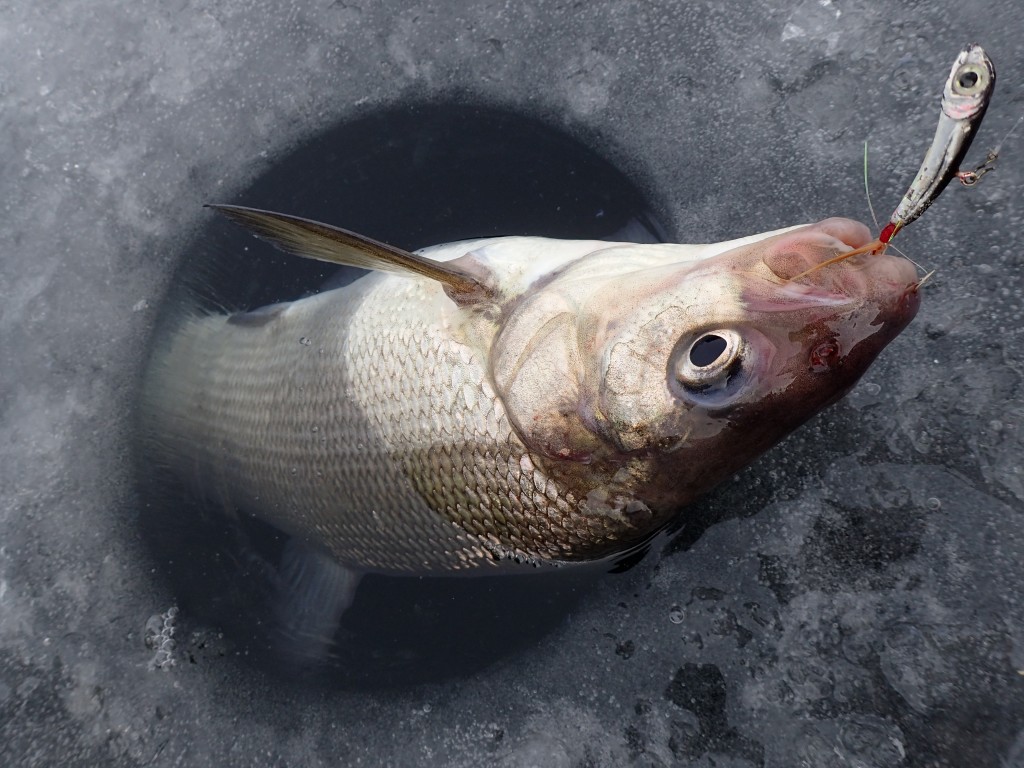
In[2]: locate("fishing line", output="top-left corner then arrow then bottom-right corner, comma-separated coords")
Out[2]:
863,141 -> 880,231
958,110 -> 1024,185
862,141 -> 929,276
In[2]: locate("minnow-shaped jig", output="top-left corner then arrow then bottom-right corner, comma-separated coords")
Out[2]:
790,45 -> 997,282
878,44 -> 996,244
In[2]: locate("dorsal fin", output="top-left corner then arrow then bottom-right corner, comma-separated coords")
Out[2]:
206,204 -> 494,304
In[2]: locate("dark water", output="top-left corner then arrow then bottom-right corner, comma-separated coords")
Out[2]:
136,103 -> 670,687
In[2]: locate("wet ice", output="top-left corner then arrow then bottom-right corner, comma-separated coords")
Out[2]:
3,0 -> 1024,765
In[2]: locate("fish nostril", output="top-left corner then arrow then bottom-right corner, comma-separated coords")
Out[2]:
764,250 -> 814,281
763,226 -> 877,283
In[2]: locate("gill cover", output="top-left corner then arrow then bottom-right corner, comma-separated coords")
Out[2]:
490,245 -> 763,463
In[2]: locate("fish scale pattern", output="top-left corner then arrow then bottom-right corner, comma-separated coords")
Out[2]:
142,274 -> 632,575
338,277 -> 630,563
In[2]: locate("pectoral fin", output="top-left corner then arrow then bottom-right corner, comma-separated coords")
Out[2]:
207,204 -> 495,305
272,540 -> 362,667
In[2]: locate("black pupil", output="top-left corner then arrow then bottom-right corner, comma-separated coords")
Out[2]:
958,70 -> 979,89
690,335 -> 728,367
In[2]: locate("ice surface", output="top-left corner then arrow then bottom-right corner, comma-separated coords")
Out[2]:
3,0 -> 1024,765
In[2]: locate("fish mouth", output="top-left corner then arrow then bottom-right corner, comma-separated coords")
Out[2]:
761,217 -> 874,281
758,217 -> 919,306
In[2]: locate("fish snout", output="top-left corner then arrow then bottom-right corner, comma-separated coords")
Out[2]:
760,218 -> 918,308
761,217 -> 874,281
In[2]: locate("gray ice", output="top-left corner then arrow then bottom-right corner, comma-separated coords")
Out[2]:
2,0 -> 1024,765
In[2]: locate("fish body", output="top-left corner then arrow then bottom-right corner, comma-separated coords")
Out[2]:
139,215 -> 919,576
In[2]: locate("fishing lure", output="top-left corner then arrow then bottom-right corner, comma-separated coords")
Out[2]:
791,44 -> 997,281
878,44 -> 996,244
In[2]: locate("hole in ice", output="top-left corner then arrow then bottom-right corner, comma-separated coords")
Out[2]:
137,102 -> 669,687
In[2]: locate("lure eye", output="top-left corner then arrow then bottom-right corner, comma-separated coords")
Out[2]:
953,63 -> 987,96
672,329 -> 748,402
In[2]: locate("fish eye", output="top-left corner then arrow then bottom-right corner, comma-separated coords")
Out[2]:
689,334 -> 728,367
671,328 -> 748,402
953,64 -> 986,95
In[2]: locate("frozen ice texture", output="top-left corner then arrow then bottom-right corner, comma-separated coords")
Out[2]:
3,0 -> 1024,765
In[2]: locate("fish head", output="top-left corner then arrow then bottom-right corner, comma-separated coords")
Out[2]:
492,217 -> 920,523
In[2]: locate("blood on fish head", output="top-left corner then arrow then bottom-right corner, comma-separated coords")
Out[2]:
491,217 -> 920,535
638,216 -> 919,508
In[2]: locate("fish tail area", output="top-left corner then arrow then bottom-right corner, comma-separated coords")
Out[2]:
136,307 -> 231,493
135,219 -> 267,479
